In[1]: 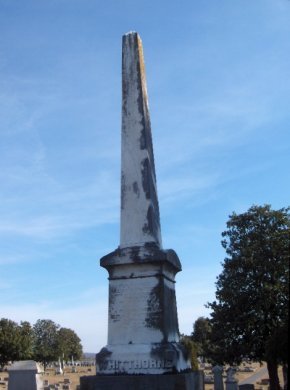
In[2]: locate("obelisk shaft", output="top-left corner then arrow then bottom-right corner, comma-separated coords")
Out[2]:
120,32 -> 162,249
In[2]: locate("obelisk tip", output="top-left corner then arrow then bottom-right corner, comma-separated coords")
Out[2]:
122,31 -> 142,45
123,31 -> 138,37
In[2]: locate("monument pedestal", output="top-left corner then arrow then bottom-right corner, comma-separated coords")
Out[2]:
96,245 -> 189,375
80,371 -> 204,390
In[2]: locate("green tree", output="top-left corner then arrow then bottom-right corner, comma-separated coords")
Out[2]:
18,321 -> 34,360
207,205 -> 289,390
0,319 -> 21,368
0,319 -> 33,368
191,317 -> 212,358
57,327 -> 83,361
180,334 -> 199,370
33,319 -> 60,369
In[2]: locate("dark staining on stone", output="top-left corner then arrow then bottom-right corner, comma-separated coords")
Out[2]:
121,36 -> 128,118
137,90 -> 146,150
121,73 -> 128,117
142,205 -> 158,239
138,102 -> 156,183
150,342 -> 191,373
141,158 -> 160,217
132,181 -> 140,198
121,172 -> 126,210
122,33 -> 139,125
136,64 -> 157,185
163,283 -> 179,340
145,283 -> 162,330
109,286 -> 117,306
109,286 -> 121,323
141,157 -> 161,243
141,158 -> 150,200
150,343 -> 180,373
127,246 -> 142,263
109,310 -> 120,323
132,33 -> 157,186
96,347 -> 112,368
145,277 -> 179,342
100,245 -> 182,274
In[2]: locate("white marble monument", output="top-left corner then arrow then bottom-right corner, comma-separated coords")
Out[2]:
80,31 -> 205,390
95,31 -> 190,376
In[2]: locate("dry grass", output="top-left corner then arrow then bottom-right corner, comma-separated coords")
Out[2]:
42,366 -> 96,389
0,362 -> 286,390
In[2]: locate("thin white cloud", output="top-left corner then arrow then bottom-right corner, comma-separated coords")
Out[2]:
159,173 -> 220,205
0,254 -> 32,266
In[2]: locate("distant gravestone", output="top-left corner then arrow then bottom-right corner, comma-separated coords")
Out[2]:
225,367 -> 238,390
55,359 -> 63,375
238,385 -> 255,390
213,365 -> 224,390
8,360 -> 43,390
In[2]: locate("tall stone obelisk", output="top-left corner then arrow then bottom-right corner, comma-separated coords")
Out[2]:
81,32 -> 203,390
120,32 -> 162,250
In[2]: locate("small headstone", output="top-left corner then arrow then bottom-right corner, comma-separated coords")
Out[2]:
260,378 -> 270,385
238,385 -> 255,390
213,365 -> 224,390
55,358 -> 63,375
225,367 -> 238,390
8,361 -> 43,390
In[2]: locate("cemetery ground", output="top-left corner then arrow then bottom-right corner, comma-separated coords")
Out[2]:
0,361 -> 286,389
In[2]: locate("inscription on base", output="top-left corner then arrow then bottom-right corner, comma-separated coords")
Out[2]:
101,359 -> 173,370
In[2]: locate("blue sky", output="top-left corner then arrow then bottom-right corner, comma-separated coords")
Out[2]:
0,0 -> 289,353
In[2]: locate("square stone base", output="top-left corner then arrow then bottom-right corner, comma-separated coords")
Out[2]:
80,371 -> 204,390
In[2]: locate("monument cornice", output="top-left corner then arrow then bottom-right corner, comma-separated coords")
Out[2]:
100,243 -> 182,273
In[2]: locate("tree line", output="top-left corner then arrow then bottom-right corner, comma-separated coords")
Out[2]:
184,205 -> 289,390
0,318 -> 83,369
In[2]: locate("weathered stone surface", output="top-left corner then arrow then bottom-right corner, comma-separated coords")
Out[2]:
213,365 -> 224,390
225,368 -> 238,390
8,360 -> 43,390
80,371 -> 204,390
97,241 -> 188,374
121,31 -> 161,249
95,31 -> 190,378
100,244 -> 181,271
